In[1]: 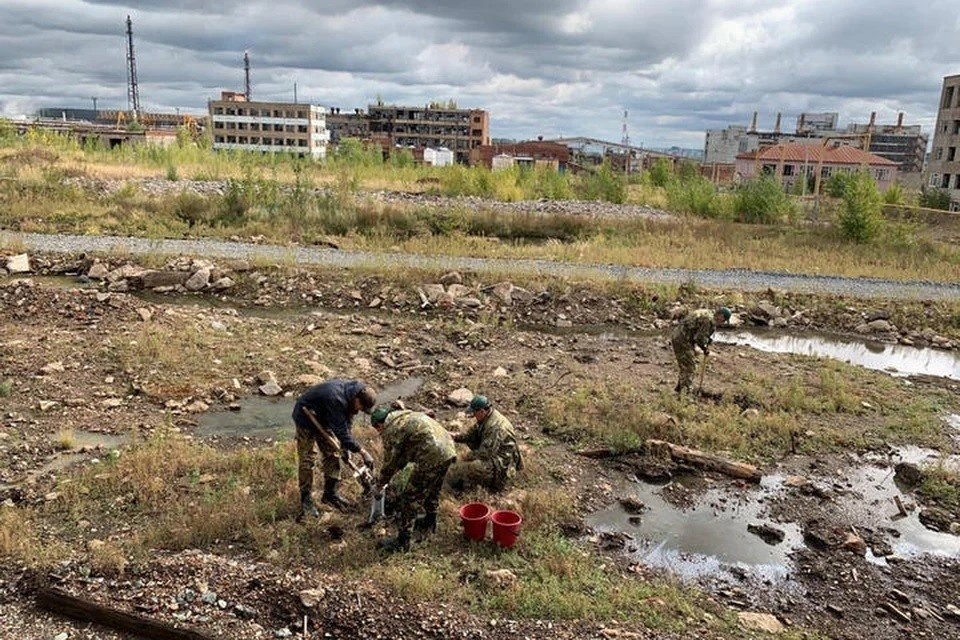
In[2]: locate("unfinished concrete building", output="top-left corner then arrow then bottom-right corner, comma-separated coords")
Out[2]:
208,91 -> 330,159
366,102 -> 489,164
926,74 -> 960,210
325,108 -> 370,144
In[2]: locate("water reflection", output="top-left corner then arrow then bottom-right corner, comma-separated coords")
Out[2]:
715,330 -> 960,381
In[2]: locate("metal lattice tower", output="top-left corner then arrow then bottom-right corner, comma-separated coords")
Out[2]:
621,110 -> 630,147
125,15 -> 141,120
244,51 -> 252,100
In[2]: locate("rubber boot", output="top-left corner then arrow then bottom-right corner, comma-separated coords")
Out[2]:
299,490 -> 320,520
378,528 -> 411,554
321,478 -> 352,511
413,511 -> 437,538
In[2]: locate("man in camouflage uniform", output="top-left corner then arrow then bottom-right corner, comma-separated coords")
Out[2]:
370,406 -> 457,553
293,379 -> 377,518
446,395 -> 523,493
671,307 -> 731,395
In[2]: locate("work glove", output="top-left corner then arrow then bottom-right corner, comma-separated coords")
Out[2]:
360,449 -> 375,471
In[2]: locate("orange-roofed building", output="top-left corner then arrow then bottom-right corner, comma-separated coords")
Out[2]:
735,142 -> 899,192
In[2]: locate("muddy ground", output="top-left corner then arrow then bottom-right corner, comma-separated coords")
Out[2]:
1,254 -> 960,640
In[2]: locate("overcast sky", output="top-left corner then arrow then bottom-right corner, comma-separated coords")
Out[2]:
1,0 -> 958,149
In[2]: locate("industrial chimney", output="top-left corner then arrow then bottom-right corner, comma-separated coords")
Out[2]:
749,111 -> 758,133
774,112 -> 781,134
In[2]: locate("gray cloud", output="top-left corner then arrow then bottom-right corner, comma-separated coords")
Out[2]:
0,0 -> 956,149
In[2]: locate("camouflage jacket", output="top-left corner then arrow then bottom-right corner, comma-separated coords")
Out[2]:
671,309 -> 716,351
379,410 -> 457,482
454,408 -> 523,474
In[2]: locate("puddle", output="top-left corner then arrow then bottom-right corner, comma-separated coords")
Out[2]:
195,376 -> 425,440
196,396 -> 293,440
34,430 -> 128,476
587,475 -> 803,583
714,329 -> 960,381
588,448 -> 960,584
377,376 -> 425,405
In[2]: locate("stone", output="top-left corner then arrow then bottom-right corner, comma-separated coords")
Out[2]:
446,284 -> 471,299
421,284 -> 446,304
456,297 -> 483,308
484,568 -> 518,589
6,254 -> 31,273
492,282 -> 514,305
184,267 -> 211,291
748,523 -> 786,545
439,271 -> 463,285
448,387 -> 474,407
618,497 -> 646,515
101,398 -> 123,408
737,612 -> 784,634
740,408 -> 760,420
40,361 -> 65,375
38,400 -> 58,412
134,270 -> 190,289
492,366 -> 508,378
211,277 -> 235,290
296,374 -> 324,387
259,380 -> 283,397
299,588 -> 327,609
842,532 -> 867,556
136,308 -> 153,322
87,262 -> 109,279
918,507 -> 954,533
867,319 -> 895,333
257,370 -> 278,385
894,462 -> 923,487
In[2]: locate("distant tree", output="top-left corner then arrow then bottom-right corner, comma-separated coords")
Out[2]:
838,171 -> 883,243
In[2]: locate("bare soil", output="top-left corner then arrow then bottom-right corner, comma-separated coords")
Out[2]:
2,256 -> 959,640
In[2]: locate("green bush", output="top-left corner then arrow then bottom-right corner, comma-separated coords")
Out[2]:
734,176 -> 796,224
665,177 -> 723,218
919,188 -> 952,211
883,182 -> 904,205
825,171 -> 856,198
576,161 -> 625,203
646,158 -> 674,188
838,171 -> 883,243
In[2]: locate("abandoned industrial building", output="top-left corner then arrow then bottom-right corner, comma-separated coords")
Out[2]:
926,74 -> 960,210
208,91 -> 330,159
366,102 -> 489,164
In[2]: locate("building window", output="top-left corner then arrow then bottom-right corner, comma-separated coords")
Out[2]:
214,136 -> 224,143
875,169 -> 888,182
214,122 -> 223,129
782,164 -> 794,176
950,148 -> 957,162
945,86 -> 956,109
213,107 -> 224,115
954,120 -> 960,135
942,173 -> 952,189
955,175 -> 960,190
930,173 -> 940,187
937,147 -> 944,160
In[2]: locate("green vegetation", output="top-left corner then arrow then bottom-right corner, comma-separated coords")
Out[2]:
838,171 -> 883,243
734,175 -> 797,223
919,188 -> 953,211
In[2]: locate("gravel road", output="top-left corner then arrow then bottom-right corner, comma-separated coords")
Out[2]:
5,231 -> 960,301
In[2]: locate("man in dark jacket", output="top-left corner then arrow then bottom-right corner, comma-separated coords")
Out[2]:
293,379 -> 377,517
370,406 -> 457,553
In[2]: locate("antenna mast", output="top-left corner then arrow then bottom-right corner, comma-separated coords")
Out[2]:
621,109 -> 630,146
125,15 -> 141,121
244,50 -> 252,100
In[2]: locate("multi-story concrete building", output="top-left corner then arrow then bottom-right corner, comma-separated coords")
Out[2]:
366,102 -> 489,163
325,108 -> 370,144
208,92 -> 330,159
926,74 -> 960,210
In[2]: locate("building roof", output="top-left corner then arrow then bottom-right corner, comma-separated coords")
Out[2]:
738,142 -> 897,166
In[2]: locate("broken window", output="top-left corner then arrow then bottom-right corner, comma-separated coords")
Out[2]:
937,147 -> 944,160
942,173 -> 952,189
930,173 -> 940,187
950,148 -> 957,162
945,86 -> 956,109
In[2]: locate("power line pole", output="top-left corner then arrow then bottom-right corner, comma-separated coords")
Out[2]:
125,15 -> 141,121
244,50 -> 251,100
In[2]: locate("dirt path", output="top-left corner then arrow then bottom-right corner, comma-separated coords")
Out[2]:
7,230 -> 960,301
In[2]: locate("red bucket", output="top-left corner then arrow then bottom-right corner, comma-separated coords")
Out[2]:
491,509 -> 523,548
459,502 -> 492,541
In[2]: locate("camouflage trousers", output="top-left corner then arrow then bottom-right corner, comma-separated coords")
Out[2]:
388,457 -> 456,533
296,422 -> 341,496
672,337 -> 699,393
445,459 -> 509,493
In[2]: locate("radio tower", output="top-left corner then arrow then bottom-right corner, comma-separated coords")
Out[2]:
244,50 -> 252,100
125,15 -> 141,121
621,109 -> 630,146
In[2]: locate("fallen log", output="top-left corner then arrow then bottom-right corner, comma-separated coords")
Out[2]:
36,586 -> 219,640
575,446 -> 644,459
645,439 -> 762,483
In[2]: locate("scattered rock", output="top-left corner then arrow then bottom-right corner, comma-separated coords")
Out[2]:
439,271 -> 463,286
492,366 -> 508,378
259,380 -> 283,397
737,611 -> 784,634
484,569 -> 518,589
842,532 -> 867,556
918,507 -> 956,534
618,497 -> 646,515
894,462 -> 923,487
299,588 -> 327,609
40,361 -> 65,375
447,387 -> 474,407
748,523 -> 786,545
184,268 -> 211,291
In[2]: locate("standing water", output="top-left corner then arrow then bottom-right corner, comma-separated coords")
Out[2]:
714,329 -> 960,381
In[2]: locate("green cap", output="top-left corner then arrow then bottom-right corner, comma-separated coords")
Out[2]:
371,406 -> 390,425
718,307 -> 732,322
468,395 -> 490,412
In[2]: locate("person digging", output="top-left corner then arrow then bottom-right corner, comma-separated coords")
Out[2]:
292,379 -> 377,518
670,306 -> 731,397
370,406 -> 457,554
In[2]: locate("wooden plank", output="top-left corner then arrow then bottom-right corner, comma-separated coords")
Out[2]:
36,586 -> 220,640
646,439 -> 762,483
